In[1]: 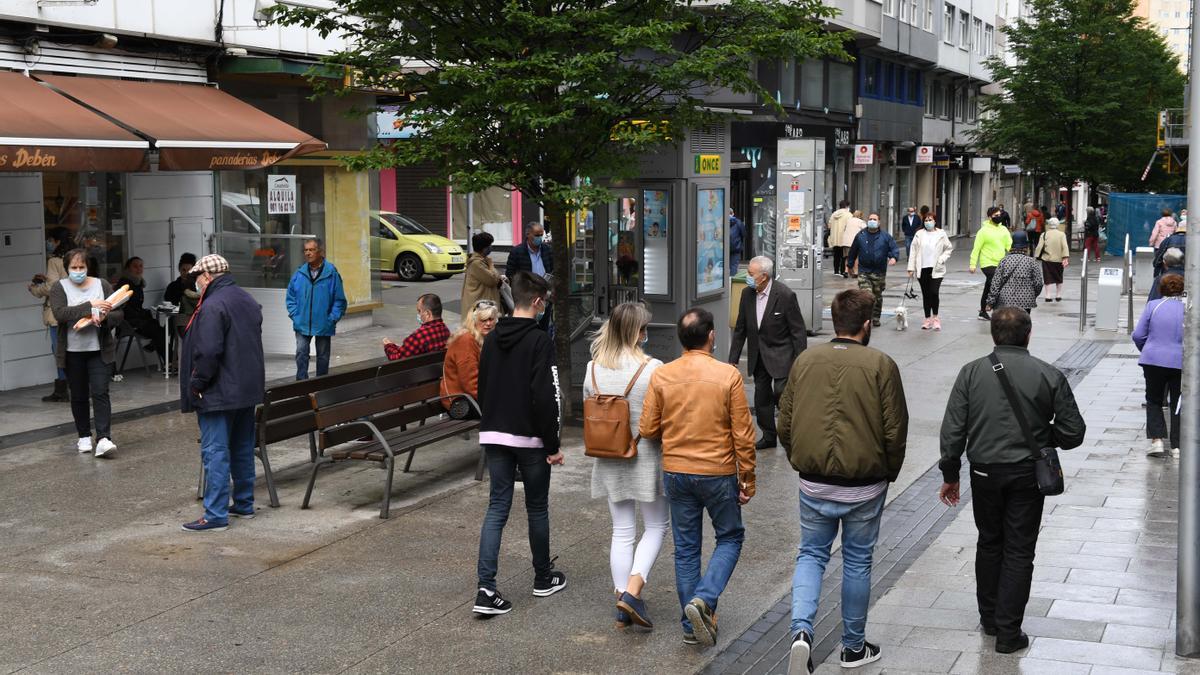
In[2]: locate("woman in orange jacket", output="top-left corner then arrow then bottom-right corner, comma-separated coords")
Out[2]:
440,299 -> 500,414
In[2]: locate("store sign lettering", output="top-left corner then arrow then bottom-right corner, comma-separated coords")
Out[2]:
0,147 -> 59,168
695,154 -> 721,174
208,150 -> 282,169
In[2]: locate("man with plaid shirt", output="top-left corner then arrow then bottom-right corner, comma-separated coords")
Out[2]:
385,293 -> 450,360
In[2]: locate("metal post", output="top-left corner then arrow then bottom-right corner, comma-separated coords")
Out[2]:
1127,248 -> 1135,334
1079,254 -> 1088,333
1178,0 -> 1200,655
465,192 -> 475,254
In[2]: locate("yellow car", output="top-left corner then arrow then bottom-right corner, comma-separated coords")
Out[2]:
371,211 -> 466,281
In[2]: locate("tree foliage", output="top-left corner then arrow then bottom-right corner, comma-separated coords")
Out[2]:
974,0 -> 1185,190
273,0 -> 849,411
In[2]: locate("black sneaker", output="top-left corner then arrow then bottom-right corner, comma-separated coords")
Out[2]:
788,631 -> 814,675
682,631 -> 699,645
684,598 -> 717,647
840,641 -> 881,669
472,588 -> 513,615
978,310 -> 991,321
995,632 -> 1029,654
533,570 -> 567,597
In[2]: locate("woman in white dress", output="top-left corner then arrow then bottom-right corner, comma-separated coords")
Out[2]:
584,302 -> 668,630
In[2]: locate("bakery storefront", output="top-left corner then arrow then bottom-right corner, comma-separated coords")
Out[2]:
0,70 -> 324,391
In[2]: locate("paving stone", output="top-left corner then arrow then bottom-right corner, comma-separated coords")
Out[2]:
837,644 -> 960,673
1031,566 -> 1070,583
875,587 -> 937,608
1067,569 -> 1177,592
1080,542 -> 1176,560
1126,557 -> 1179,577
1027,636 -> 1164,670
1047,600 -> 1173,628
1090,667 -> 1172,675
1101,624 -> 1173,650
861,621 -> 915,646
866,605 -> 980,631
1019,616 -> 1108,642
950,652 -> 1091,675
1029,581 -> 1118,604
900,627 -> 991,654
1035,552 -> 1130,572
1116,588 -> 1177,609
1038,526 -> 1140,544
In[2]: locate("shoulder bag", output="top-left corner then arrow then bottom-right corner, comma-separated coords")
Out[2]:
988,353 -> 1064,495
583,360 -> 649,460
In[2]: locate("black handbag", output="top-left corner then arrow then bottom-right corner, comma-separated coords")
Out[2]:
987,353 -> 1065,496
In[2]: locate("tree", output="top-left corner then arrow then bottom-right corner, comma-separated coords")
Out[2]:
974,0 -> 1185,191
272,0 -> 848,413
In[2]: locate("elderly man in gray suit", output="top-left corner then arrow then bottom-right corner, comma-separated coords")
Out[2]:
729,255 -> 808,449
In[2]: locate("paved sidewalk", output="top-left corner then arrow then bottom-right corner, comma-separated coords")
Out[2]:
710,344 -> 1195,675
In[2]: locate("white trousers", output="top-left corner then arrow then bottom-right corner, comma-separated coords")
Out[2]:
608,496 -> 671,593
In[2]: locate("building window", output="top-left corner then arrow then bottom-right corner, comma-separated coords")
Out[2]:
959,10 -> 970,49
925,79 -> 936,116
219,167 -> 327,289
973,18 -> 983,54
899,0 -> 908,22
908,69 -> 923,104
801,59 -> 824,108
757,59 -> 779,93
943,83 -> 954,118
884,0 -> 896,16
780,58 -> 797,106
829,61 -> 854,111
861,56 -> 880,97
925,0 -> 934,30
910,0 -> 920,24
943,3 -> 955,43
984,24 -> 993,56
968,89 -> 978,121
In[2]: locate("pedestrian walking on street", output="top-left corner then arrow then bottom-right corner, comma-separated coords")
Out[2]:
506,222 -> 554,332
1023,203 -> 1044,253
729,208 -> 746,273
906,214 -> 954,331
1150,209 -> 1178,248
639,307 -> 756,648
1153,220 -> 1187,276
1033,218 -> 1070,302
180,254 -> 266,532
986,232 -> 1043,314
28,227 -> 70,402
847,213 -> 899,327
938,307 -> 1085,654
828,200 -> 852,277
899,206 -> 920,260
583,302 -> 669,631
50,248 -> 123,458
439,300 -> 499,417
970,207 -> 1013,321
779,289 -> 908,674
1149,248 -> 1185,301
1083,207 -> 1103,262
1133,274 -> 1185,458
286,238 -> 347,380
728,255 -> 807,449
473,271 -> 566,616
384,293 -> 450,360
843,211 -> 868,278
461,231 -> 504,315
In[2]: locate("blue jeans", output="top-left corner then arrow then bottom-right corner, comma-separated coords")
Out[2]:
197,407 -> 257,524
790,489 -> 887,650
49,327 -> 66,379
476,445 -> 553,591
295,333 -> 331,380
664,472 -> 745,632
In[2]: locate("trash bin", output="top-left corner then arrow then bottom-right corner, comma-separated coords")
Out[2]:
729,272 -> 748,328
1095,266 -> 1123,331
1134,246 -> 1156,294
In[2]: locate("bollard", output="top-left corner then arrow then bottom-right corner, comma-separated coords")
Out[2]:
1078,255 -> 1088,332
1127,249 -> 1135,333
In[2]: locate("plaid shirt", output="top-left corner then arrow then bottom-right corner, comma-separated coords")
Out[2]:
385,318 -> 450,360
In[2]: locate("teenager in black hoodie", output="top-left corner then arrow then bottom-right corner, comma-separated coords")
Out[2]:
472,271 -> 566,616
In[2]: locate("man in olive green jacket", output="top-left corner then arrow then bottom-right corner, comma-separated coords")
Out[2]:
776,289 -> 908,673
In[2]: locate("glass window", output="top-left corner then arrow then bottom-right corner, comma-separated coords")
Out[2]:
44,172 -> 127,283
984,24 -> 994,56
801,59 -> 824,108
884,0 -> 895,16
899,0 -> 908,22
451,186 -> 514,244
376,218 -> 398,239
943,83 -> 954,118
925,79 -> 936,116
608,195 -> 640,303
780,58 -> 797,106
973,18 -> 983,54
908,69 -> 922,104
925,0 -> 934,29
695,187 -> 725,298
380,212 -> 432,236
968,89 -> 978,121
757,59 -> 779,93
829,62 -> 854,111
959,10 -> 970,48
911,0 -> 920,24
943,3 -> 955,43
218,167 -> 326,289
862,57 -> 879,97
642,190 -> 670,297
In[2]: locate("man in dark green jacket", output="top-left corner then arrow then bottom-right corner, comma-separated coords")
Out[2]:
938,307 -> 1085,655
777,289 -> 908,673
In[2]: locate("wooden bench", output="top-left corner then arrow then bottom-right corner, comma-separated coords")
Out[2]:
300,352 -> 481,519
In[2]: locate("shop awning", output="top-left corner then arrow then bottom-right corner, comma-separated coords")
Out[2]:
39,75 -> 326,171
0,71 -> 149,172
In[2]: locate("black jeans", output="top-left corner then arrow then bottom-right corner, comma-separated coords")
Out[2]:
1143,364 -> 1182,448
918,267 -> 943,317
833,247 -> 846,276
477,444 -> 553,591
980,266 -> 997,311
753,358 -> 786,442
970,462 -> 1044,642
65,350 -> 111,440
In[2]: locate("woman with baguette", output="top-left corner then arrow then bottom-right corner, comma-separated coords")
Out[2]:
49,248 -> 124,458
583,302 -> 667,630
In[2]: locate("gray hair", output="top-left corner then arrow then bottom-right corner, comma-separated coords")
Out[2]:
1165,247 -> 1185,268
305,237 -> 324,250
749,255 -> 774,277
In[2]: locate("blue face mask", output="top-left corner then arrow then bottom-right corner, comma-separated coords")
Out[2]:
532,236 -> 544,247
924,221 -> 935,230
68,270 -> 87,284
867,220 -> 879,230
46,240 -> 56,254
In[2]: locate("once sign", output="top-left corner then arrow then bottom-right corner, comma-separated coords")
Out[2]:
694,154 -> 721,175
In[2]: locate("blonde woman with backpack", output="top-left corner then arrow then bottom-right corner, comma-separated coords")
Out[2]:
584,302 -> 668,631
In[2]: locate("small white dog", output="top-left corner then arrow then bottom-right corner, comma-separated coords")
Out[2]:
894,303 -> 909,330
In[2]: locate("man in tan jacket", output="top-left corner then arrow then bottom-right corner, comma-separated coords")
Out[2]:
640,307 -> 756,648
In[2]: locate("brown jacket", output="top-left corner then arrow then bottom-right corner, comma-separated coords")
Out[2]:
440,332 -> 481,410
639,350 -> 757,496
460,253 -> 502,314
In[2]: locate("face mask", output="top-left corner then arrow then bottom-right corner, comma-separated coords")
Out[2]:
534,298 -> 546,322
992,217 -> 1002,224
481,247 -> 492,257
867,220 -> 879,230
68,270 -> 87,284
532,236 -> 544,247
924,221 -> 935,231
46,240 -> 56,254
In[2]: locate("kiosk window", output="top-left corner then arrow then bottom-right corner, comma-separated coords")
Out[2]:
642,189 -> 670,298
695,187 -> 726,298
607,196 -> 640,306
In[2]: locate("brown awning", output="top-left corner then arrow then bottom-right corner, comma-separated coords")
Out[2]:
0,71 -> 149,172
39,75 -> 326,171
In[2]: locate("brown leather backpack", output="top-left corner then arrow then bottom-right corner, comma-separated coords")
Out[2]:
583,360 -> 649,460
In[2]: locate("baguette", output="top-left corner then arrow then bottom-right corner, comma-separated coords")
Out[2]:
108,289 -> 134,309
105,284 -> 129,303
73,316 -> 93,331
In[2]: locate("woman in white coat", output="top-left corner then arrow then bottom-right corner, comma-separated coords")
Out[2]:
906,214 -> 955,330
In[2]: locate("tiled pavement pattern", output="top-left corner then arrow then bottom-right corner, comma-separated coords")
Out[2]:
709,342 -> 1196,674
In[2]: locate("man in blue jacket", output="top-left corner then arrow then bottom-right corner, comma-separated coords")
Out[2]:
179,254 -> 265,532
847,212 -> 900,327
287,238 -> 347,380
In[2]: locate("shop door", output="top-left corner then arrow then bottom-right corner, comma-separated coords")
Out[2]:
605,191 -> 641,312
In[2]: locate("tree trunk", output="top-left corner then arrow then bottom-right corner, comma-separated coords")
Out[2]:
545,198 -> 576,420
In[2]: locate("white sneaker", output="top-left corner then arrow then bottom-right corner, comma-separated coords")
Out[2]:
77,437 -> 93,453
95,438 -> 116,458
1148,439 -> 1166,458
1172,447 -> 1181,459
